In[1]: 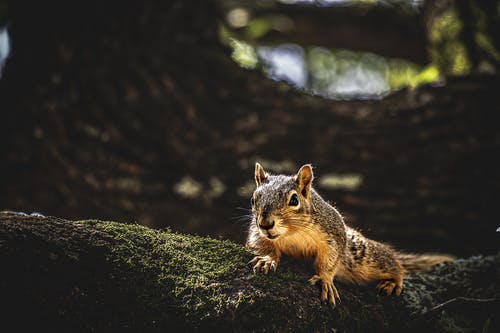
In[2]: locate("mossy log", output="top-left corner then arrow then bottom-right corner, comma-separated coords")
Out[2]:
0,211 -> 498,332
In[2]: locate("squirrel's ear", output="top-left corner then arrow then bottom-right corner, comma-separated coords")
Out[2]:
255,162 -> 268,186
295,164 -> 314,197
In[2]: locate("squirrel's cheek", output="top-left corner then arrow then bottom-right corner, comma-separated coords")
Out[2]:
274,221 -> 288,233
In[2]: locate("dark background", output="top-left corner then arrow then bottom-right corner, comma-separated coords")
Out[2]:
1,0 -> 499,257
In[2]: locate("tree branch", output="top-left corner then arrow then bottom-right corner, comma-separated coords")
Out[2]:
222,1 -> 428,64
1,212 -> 498,332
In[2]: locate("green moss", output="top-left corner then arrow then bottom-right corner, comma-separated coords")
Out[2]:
2,213 -> 499,331
75,219 -> 252,324
73,219 -> 319,328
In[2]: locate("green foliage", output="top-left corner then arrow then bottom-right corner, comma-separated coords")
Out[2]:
245,17 -> 273,39
476,32 -> 500,63
387,62 -> 439,90
428,2 -> 500,75
429,7 -> 471,75
307,48 -> 439,97
226,38 -> 439,99
473,4 -> 500,65
229,38 -> 258,69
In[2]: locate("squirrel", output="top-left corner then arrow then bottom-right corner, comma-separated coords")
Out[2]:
246,162 -> 454,305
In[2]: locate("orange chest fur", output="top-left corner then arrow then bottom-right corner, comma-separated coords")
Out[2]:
274,224 -> 329,259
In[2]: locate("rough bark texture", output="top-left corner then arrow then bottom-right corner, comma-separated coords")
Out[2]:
1,1 -> 499,259
1,212 -> 498,332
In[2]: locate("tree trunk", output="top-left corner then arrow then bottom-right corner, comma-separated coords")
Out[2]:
0,0 -> 499,257
0,212 -> 498,332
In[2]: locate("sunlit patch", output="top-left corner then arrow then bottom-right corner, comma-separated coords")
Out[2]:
174,176 -> 226,200
319,173 -> 362,191
174,176 -> 203,199
226,38 -> 440,100
0,27 -> 10,79
229,38 -> 258,69
207,177 -> 226,199
258,44 -> 307,88
226,8 -> 250,29
428,7 -> 471,75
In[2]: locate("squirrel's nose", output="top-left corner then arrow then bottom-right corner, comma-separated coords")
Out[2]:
259,219 -> 275,230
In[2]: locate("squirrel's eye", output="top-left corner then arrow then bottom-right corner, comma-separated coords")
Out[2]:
250,197 -> 255,206
289,193 -> 299,206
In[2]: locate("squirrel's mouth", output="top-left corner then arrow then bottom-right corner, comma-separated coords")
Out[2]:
266,233 -> 279,240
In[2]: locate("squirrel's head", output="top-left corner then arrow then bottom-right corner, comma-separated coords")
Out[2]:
251,162 -> 314,240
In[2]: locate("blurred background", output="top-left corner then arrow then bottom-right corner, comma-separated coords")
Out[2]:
0,0 -> 499,256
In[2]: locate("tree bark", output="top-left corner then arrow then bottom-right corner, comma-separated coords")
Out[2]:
221,1 -> 429,64
0,212 -> 498,332
0,0 -> 499,257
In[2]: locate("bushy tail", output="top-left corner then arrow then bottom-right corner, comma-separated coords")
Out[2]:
397,253 -> 455,273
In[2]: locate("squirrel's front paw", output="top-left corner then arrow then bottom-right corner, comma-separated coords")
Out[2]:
250,255 -> 278,274
309,275 -> 340,305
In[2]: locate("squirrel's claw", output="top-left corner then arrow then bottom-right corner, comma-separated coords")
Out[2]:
377,279 -> 402,296
271,261 -> 277,272
250,255 -> 278,274
309,274 -> 341,306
